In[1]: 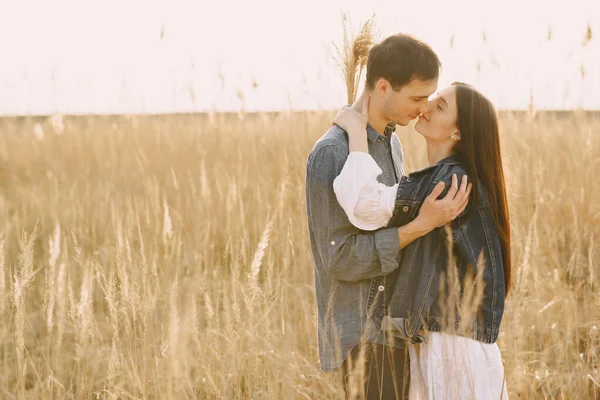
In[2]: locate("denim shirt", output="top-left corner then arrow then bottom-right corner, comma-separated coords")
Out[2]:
305,123 -> 406,372
379,155 -> 506,344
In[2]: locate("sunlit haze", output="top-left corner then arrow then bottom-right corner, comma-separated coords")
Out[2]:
1,0 -> 598,115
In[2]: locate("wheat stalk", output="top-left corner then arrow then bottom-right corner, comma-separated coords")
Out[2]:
249,216 -> 274,287
0,231 -> 6,317
44,224 -> 60,335
333,13 -> 376,104
12,228 -> 39,395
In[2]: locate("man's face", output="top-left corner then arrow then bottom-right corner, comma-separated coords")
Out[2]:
380,78 -> 438,126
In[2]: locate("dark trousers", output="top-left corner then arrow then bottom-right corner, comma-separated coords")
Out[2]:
341,341 -> 410,400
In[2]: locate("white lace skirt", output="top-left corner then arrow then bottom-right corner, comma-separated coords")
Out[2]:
408,332 -> 509,400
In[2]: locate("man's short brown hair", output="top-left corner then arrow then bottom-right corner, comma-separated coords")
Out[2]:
366,34 -> 441,90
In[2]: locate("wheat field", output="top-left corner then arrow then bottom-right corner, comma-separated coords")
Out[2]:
0,109 -> 598,399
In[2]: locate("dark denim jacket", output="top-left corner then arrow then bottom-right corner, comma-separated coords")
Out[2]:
378,155 -> 506,344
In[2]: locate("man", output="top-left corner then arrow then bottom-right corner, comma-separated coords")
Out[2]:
305,34 -> 470,399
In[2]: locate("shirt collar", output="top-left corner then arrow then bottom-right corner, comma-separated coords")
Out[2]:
438,154 -> 461,166
366,122 -> 396,143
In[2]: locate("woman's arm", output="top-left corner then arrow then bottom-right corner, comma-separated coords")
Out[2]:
335,96 -> 369,154
333,152 -> 397,230
333,154 -> 467,247
331,98 -> 471,241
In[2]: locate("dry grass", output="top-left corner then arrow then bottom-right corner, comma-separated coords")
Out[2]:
0,109 -> 599,399
333,14 -> 376,105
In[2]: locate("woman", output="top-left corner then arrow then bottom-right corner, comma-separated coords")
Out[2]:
332,82 -> 510,399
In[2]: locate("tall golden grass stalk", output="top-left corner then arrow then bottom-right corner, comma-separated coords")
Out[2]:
43,224 -> 60,335
249,216 -> 274,286
12,228 -> 40,395
333,13 -> 376,104
0,232 -> 6,318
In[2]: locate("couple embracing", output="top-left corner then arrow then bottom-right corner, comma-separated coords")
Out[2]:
305,33 -> 510,399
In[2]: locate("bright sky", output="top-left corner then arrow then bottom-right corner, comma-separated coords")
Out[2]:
0,0 -> 598,115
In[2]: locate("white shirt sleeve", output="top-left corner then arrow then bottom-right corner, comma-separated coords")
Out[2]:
333,152 -> 398,231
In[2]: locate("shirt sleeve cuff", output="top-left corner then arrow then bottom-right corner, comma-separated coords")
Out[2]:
374,227 -> 401,274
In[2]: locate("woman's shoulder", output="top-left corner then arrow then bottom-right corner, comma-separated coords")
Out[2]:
406,157 -> 466,183
441,163 -> 492,209
444,163 -> 492,206
438,162 -> 468,184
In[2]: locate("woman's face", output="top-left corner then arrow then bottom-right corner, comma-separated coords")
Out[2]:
414,86 -> 460,143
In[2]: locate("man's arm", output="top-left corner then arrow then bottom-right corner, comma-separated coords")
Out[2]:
306,142 -> 401,282
397,218 -> 435,250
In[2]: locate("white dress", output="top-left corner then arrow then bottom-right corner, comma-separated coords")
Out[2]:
333,151 -> 509,400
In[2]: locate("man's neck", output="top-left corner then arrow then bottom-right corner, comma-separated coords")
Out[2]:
355,91 -> 389,134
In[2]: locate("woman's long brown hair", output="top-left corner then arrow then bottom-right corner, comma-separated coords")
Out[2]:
451,82 -> 511,296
